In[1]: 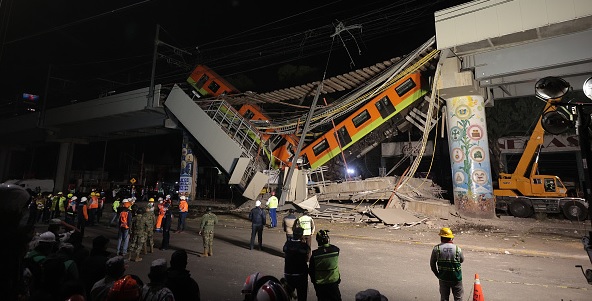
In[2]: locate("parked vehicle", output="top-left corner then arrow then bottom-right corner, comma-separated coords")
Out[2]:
3,178 -> 55,193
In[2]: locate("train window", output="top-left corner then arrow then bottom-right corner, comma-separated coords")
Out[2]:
243,109 -> 255,120
376,95 -> 396,118
352,110 -> 370,128
336,127 -> 352,147
312,139 -> 329,156
196,74 -> 209,89
208,80 -> 221,93
395,77 -> 416,97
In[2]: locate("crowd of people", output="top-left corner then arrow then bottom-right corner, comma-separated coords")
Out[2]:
3,182 -> 458,301
4,182 -> 204,301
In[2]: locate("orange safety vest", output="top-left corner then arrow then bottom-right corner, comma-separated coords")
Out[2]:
119,210 -> 130,229
179,200 -> 188,212
89,196 -> 99,209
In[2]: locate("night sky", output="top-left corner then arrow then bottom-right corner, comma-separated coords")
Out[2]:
0,0 -> 472,107
0,0 -> 472,186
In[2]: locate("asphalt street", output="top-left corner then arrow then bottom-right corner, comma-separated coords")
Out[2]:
44,210 -> 592,301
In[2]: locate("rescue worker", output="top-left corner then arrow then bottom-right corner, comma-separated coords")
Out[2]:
88,191 -> 99,226
155,197 -> 165,232
430,227 -> 464,301
266,191 -> 279,228
176,195 -> 189,233
127,206 -> 146,262
64,196 -> 78,227
58,192 -> 67,218
309,229 -> 341,301
296,211 -> 315,260
109,197 -> 121,227
50,192 -> 60,219
116,199 -> 132,256
282,209 -> 297,241
248,200 -> 266,251
76,197 -> 89,237
198,207 -> 218,257
144,198 -> 156,254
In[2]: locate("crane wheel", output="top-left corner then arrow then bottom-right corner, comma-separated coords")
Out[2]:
509,199 -> 534,218
562,202 -> 588,221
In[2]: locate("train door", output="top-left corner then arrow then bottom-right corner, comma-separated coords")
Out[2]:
375,95 -> 396,118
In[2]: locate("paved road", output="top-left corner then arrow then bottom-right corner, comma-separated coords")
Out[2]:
69,211 -> 591,301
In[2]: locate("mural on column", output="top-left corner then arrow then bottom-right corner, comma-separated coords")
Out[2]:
446,95 -> 495,218
179,131 -> 195,197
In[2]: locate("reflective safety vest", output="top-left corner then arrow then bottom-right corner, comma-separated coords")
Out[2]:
112,200 -> 120,212
297,215 -> 314,236
266,196 -> 278,209
89,196 -> 99,209
434,243 -> 463,282
179,200 -> 188,213
310,244 -> 341,285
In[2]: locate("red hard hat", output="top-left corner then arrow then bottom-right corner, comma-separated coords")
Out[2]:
107,275 -> 142,301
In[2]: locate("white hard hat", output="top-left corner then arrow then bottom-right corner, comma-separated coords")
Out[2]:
80,197 -> 87,203
255,200 -> 261,207
180,196 -> 186,200
71,196 -> 78,201
122,198 -> 130,203
39,231 -> 56,243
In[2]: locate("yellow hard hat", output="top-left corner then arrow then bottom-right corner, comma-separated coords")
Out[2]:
149,198 -> 154,202
439,227 -> 454,239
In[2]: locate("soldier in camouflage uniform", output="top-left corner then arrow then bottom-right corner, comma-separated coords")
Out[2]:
143,202 -> 156,254
198,207 -> 218,257
128,206 -> 146,262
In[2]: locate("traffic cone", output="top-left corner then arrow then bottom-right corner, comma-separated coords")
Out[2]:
473,273 -> 484,301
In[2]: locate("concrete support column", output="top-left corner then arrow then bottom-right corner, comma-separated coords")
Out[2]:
439,57 -> 495,218
56,142 -> 74,193
179,131 -> 196,201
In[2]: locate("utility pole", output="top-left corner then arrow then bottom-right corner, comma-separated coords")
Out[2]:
279,83 -> 323,206
147,24 -> 192,109
147,24 -> 159,109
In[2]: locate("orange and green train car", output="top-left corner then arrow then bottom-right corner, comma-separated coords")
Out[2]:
299,72 -> 427,169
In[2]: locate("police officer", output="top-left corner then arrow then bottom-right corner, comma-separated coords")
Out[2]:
199,207 -> 218,257
296,211 -> 315,259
